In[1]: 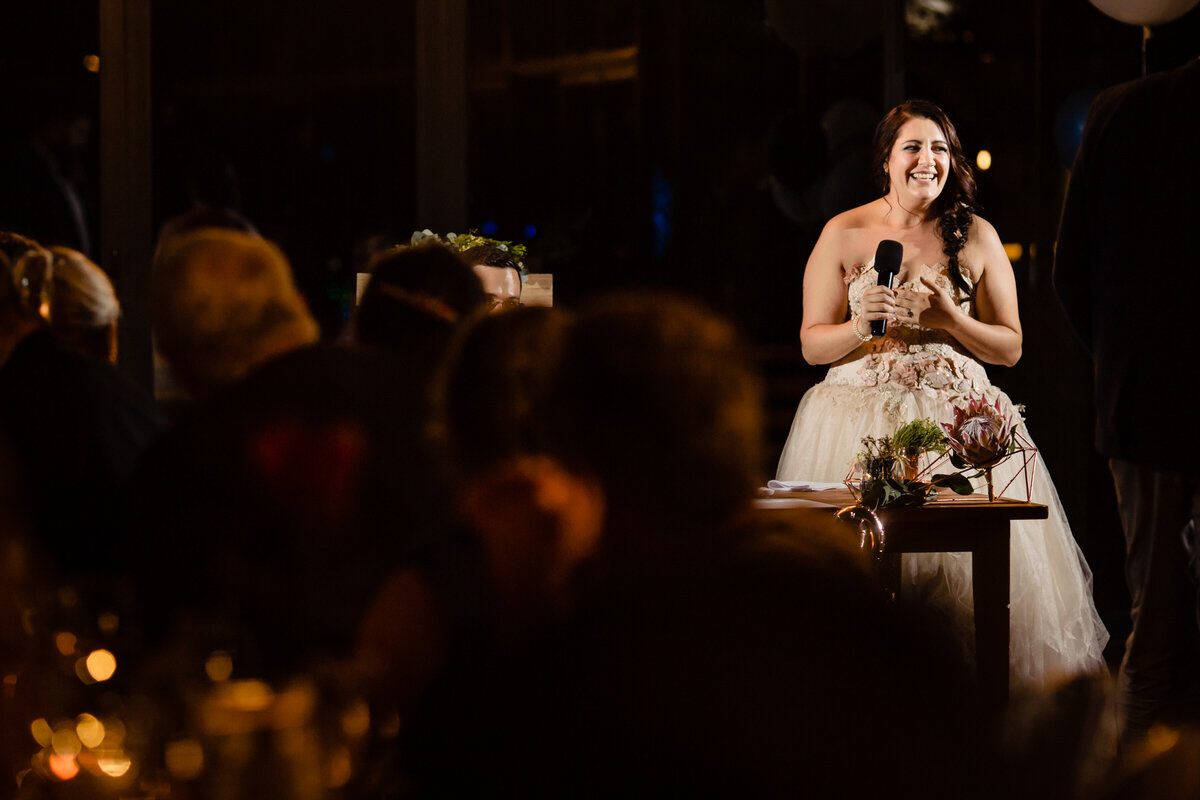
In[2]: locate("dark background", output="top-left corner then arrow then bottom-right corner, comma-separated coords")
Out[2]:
1,0 -> 1155,660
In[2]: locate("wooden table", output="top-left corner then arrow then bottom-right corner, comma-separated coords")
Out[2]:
754,488 -> 1048,711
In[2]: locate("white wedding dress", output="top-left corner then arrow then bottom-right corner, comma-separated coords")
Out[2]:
776,260 -> 1109,687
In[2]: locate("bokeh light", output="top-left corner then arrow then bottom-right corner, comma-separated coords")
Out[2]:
205,651 -> 234,682
31,718 -> 53,747
165,738 -> 205,780
341,701 -> 370,739
224,679 -> 273,712
976,149 -> 992,171
51,728 -> 82,757
97,611 -> 120,635
327,747 -> 352,788
85,649 -> 117,682
48,754 -> 80,781
480,220 -> 499,235
76,714 -> 105,749
97,755 -> 132,778
103,718 -> 127,747
83,54 -> 100,73
55,632 -> 77,656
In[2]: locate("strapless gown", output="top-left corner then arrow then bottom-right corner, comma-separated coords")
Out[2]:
776,261 -> 1109,687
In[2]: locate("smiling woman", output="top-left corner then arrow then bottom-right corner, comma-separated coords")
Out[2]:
776,99 -> 1109,688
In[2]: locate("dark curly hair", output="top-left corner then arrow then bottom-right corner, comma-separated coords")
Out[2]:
873,99 -> 978,298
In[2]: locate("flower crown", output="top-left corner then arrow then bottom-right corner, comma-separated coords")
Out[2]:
410,229 -> 528,279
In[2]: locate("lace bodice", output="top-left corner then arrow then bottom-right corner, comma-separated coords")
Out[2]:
829,261 -> 992,400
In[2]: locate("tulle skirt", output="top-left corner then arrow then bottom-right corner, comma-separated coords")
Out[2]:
776,360 -> 1109,687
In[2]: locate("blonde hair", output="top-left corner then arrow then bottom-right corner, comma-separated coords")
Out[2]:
152,229 -> 318,394
48,248 -> 120,362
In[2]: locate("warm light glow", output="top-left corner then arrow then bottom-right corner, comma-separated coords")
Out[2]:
55,632 -> 77,656
1003,243 -> 1023,262
85,650 -> 117,682
83,54 -> 100,73
327,747 -> 353,788
103,718 -> 127,747
165,739 -> 204,780
76,715 -> 105,749
51,728 -> 82,757
31,719 -> 53,747
975,149 -> 992,171
205,651 -> 234,682
48,754 -> 80,781
1146,725 -> 1181,755
97,755 -> 132,778
341,701 -> 370,738
223,680 -> 273,712
97,612 -> 120,635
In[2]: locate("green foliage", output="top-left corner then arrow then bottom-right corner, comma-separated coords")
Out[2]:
448,232 -> 528,265
892,417 -> 949,454
854,418 -> 971,510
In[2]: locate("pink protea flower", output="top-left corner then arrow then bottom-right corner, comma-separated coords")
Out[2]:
942,396 -> 1013,468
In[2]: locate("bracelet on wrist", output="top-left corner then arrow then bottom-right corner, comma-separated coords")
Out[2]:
851,312 -> 872,342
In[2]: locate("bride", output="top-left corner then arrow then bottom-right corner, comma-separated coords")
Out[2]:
776,99 -> 1108,686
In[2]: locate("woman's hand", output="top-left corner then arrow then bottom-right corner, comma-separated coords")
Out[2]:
856,284 -> 897,332
895,277 -> 960,330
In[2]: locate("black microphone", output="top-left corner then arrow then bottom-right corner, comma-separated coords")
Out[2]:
870,239 -> 903,338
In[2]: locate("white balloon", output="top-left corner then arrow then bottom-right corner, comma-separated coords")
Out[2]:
1089,0 -> 1200,26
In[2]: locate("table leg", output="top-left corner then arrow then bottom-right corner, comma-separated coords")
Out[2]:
972,527 -> 1010,711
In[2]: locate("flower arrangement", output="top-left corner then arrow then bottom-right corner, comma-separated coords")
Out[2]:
851,418 -> 972,510
942,396 -> 1016,500
410,229 -> 528,274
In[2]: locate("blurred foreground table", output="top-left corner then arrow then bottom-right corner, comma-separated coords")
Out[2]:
754,488 -> 1048,711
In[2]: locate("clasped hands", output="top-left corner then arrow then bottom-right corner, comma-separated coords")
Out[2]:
857,277 -> 957,331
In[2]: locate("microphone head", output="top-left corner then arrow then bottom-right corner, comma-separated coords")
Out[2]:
873,239 -> 903,281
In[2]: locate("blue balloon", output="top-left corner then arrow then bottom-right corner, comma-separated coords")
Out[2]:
1053,89 -> 1100,168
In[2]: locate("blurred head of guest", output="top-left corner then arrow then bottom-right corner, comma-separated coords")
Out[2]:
459,292 -> 764,620
48,247 -> 119,363
152,204 -> 260,264
543,291 -> 764,544
0,231 -> 52,323
0,232 -> 50,359
352,241 -> 486,368
151,228 -> 318,398
461,244 -> 523,311
440,305 -> 568,479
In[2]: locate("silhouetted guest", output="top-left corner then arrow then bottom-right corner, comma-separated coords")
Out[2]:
48,246 -> 120,363
0,233 -> 161,577
438,305 -> 568,480
351,241 -> 487,379
0,110 -> 91,254
151,228 -> 318,400
130,342 -> 463,681
1054,10 -> 1200,743
152,204 -> 260,261
410,293 -> 991,797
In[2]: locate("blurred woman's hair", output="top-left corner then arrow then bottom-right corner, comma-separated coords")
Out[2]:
151,228 -> 318,395
49,247 -> 120,362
